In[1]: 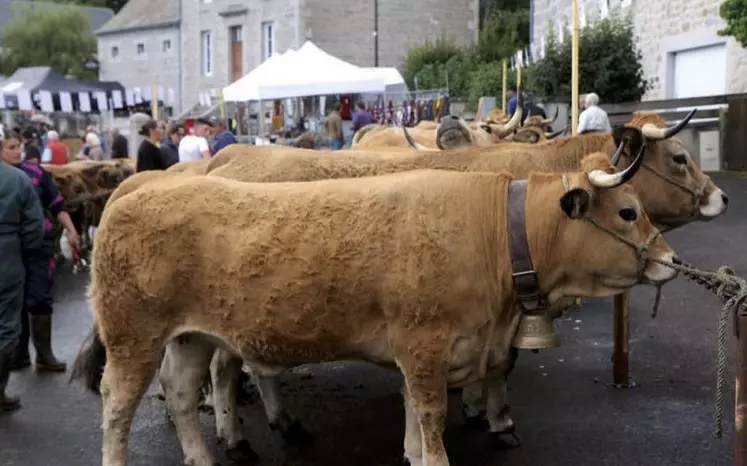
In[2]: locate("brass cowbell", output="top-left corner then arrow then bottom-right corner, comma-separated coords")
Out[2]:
512,312 -> 560,350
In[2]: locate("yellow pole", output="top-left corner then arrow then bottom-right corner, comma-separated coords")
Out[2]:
571,0 -> 579,135
151,81 -> 159,120
501,58 -> 508,111
218,90 -> 225,118
516,62 -> 522,88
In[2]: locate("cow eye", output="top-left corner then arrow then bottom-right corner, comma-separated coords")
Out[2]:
618,208 -> 637,222
673,154 -> 687,165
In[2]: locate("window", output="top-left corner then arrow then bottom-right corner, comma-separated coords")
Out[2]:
201,30 -> 212,76
230,25 -> 242,43
162,39 -> 172,53
136,43 -> 145,55
110,46 -> 119,59
261,21 -> 275,62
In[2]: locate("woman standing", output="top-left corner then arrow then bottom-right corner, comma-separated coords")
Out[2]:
1,135 -> 81,373
0,134 -> 45,411
136,120 -> 169,172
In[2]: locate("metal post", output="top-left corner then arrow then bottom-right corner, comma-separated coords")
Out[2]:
374,0 -> 379,67
501,59 -> 508,111
613,292 -> 631,386
736,311 -> 747,465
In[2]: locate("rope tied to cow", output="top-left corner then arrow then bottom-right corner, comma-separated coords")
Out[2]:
63,190 -> 115,209
648,256 -> 747,439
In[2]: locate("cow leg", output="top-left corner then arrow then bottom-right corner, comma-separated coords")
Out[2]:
484,346 -> 520,449
159,335 -> 227,466
100,354 -> 158,466
397,336 -> 450,466
460,382 -> 488,429
402,384 -> 424,466
254,372 -> 314,447
209,348 -> 257,462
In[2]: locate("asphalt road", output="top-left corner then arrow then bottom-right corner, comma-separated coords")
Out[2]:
2,173 -> 745,466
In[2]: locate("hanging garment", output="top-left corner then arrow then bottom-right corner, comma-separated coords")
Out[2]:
339,95 -> 352,120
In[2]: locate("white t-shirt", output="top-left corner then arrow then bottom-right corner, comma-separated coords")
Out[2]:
178,135 -> 210,162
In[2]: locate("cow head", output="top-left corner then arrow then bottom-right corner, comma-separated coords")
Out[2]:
610,110 -> 728,230
53,172 -> 90,210
432,104 -> 524,150
530,146 -> 677,302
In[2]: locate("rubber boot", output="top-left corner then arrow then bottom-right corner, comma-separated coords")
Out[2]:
0,349 -> 21,412
9,311 -> 30,371
30,314 -> 66,372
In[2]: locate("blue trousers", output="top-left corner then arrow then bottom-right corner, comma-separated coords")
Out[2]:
328,139 -> 344,151
0,281 -> 23,354
24,238 -> 56,316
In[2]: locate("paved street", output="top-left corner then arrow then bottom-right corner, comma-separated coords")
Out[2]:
1,173 -> 745,466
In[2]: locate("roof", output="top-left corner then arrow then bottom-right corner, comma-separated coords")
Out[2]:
95,0 -> 179,35
0,0 -> 114,34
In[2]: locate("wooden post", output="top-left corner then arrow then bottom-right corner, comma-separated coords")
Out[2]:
501,59 -> 508,111
218,90 -> 225,119
736,311 -> 747,465
613,292 -> 631,386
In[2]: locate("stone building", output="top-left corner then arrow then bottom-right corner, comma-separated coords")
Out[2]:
97,0 -> 479,113
530,0 -> 747,100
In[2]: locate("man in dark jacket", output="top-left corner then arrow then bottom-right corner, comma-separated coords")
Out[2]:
110,129 -> 129,159
0,146 -> 45,411
209,117 -> 237,155
160,124 -> 184,167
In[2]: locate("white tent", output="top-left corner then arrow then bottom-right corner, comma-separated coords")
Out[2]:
256,41 -> 387,100
222,50 -> 297,102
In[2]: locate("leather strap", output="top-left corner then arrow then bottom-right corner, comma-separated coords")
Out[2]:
507,180 -> 544,312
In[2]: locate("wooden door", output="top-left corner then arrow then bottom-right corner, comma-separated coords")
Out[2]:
229,26 -> 243,82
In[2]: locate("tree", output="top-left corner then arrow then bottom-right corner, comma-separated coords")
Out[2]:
526,13 -> 649,103
718,0 -> 747,48
0,4 -> 97,79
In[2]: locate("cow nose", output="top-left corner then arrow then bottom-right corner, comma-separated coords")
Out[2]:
721,193 -> 729,205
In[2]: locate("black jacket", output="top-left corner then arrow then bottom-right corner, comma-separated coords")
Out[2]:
136,140 -> 170,172
111,134 -> 129,159
159,138 -> 180,168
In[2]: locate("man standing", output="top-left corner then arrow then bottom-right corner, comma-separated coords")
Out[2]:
160,124 -> 184,167
209,116 -> 238,155
178,117 -> 212,162
110,129 -> 129,159
577,92 -> 611,134
350,101 -> 374,138
506,86 -> 518,117
324,103 -> 344,150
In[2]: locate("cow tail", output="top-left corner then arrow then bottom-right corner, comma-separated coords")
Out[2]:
69,324 -> 107,395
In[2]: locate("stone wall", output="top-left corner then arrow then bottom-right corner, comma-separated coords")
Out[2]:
98,26 -> 181,110
304,0 -> 479,69
530,0 -> 747,101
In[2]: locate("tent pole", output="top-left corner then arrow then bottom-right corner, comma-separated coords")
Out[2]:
374,0 -> 379,67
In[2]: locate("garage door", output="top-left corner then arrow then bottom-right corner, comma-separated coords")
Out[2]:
673,44 -> 726,98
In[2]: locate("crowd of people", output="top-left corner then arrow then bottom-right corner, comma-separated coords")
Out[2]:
0,112 -> 239,412
135,116 -> 238,172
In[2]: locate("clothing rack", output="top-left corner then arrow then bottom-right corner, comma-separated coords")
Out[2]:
369,89 -> 449,127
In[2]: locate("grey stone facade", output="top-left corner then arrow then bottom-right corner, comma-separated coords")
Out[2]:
99,0 -> 479,113
97,27 -> 181,110
530,0 -> 747,100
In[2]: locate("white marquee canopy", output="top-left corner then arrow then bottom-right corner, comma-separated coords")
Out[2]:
222,41 -> 407,102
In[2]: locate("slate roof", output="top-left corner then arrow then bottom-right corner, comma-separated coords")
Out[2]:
0,0 -> 114,34
95,0 -> 179,35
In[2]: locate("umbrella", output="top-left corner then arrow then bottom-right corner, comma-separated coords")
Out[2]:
30,114 -> 53,126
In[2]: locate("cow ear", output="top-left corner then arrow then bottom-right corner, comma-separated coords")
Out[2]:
479,123 -> 493,134
612,126 -> 645,160
559,188 -> 592,219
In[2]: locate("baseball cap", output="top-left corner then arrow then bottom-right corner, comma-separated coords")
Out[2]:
208,116 -> 226,126
195,117 -> 213,126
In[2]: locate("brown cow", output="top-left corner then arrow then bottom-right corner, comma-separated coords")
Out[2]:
72,152 -> 677,466
166,159 -> 212,175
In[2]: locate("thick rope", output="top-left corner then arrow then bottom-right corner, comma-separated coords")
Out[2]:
650,257 -> 747,439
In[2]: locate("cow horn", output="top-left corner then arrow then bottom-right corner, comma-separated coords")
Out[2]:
588,141 -> 645,188
542,106 -> 559,125
403,125 -> 438,151
640,108 -> 696,140
545,126 -> 567,139
521,109 -> 531,126
496,100 -> 523,138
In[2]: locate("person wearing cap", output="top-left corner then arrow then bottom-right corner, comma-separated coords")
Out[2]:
178,117 -> 212,162
209,116 -> 237,155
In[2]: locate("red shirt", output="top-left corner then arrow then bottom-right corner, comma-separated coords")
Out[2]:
48,140 -> 68,165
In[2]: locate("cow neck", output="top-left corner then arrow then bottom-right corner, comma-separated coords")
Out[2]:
506,179 -> 545,312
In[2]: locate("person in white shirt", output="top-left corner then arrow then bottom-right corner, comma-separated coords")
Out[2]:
178,117 -> 212,162
577,92 -> 611,134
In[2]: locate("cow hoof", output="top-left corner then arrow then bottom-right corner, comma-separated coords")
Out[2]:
272,420 -> 314,447
225,440 -> 259,463
488,429 -> 521,450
